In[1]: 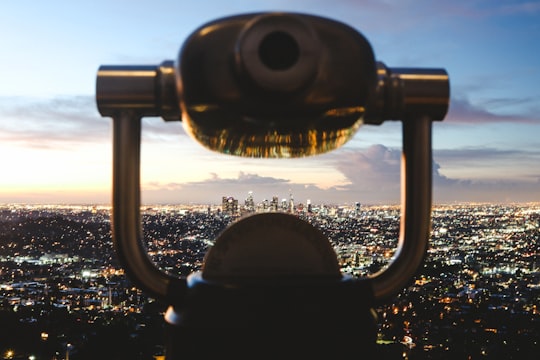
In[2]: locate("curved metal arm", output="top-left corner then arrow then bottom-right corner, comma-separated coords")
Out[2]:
368,115 -> 432,304
111,111 -> 434,305
112,112 -> 184,301
97,62 -> 184,302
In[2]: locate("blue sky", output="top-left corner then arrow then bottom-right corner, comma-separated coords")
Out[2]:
0,0 -> 539,205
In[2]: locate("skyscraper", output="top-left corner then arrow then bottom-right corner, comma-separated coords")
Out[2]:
289,190 -> 295,213
245,191 -> 255,213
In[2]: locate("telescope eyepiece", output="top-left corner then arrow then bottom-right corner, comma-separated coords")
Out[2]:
258,31 -> 299,70
179,12 -> 377,158
235,13 -> 321,93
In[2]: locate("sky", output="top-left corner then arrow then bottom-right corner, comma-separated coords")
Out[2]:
0,0 -> 539,206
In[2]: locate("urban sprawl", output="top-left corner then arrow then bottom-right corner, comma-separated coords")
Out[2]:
0,198 -> 538,359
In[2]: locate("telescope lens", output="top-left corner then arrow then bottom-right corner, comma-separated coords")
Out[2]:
258,31 -> 300,71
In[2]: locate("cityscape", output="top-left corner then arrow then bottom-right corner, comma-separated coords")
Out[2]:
0,195 -> 538,359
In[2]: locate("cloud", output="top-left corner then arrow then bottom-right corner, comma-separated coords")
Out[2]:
432,146 -> 540,203
141,117 -> 186,141
326,144 -> 540,203
0,95 -> 187,149
434,146 -> 535,162
325,144 -> 477,203
142,171 -> 299,204
432,176 -> 540,204
445,97 -> 539,125
0,96 -> 108,148
332,144 -> 540,204
140,143 -> 540,205
433,146 -> 540,184
148,171 -> 289,189
141,145 -> 404,205
187,171 -> 291,186
331,144 -> 400,190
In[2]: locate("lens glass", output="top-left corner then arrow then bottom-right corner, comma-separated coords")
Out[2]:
183,105 -> 365,158
258,31 -> 300,71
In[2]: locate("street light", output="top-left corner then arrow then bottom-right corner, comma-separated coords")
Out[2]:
3,350 -> 14,360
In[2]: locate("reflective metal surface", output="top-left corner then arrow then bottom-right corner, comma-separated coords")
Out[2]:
97,61 -> 180,120
369,115 -> 433,303
179,13 -> 377,157
95,10 -> 450,315
202,212 -> 341,284
365,62 -> 449,124
111,113 -> 185,300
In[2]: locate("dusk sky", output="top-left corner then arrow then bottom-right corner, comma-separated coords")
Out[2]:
1,0 -> 539,206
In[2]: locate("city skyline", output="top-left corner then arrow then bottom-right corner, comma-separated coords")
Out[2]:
0,202 -> 538,358
1,0 -> 539,205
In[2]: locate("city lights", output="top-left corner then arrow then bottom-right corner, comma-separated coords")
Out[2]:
0,202 -> 538,357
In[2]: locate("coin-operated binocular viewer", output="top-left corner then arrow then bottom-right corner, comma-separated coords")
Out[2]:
96,12 -> 449,358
